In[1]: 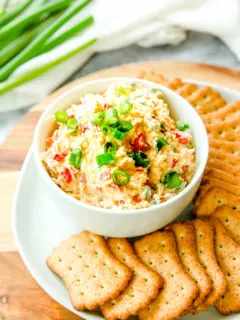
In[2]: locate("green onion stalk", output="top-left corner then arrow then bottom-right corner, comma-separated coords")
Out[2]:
0,0 -> 92,81
0,0 -> 33,28
0,38 -> 97,95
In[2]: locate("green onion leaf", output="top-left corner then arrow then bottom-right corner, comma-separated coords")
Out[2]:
69,149 -> 82,168
119,97 -> 132,115
176,120 -> 189,131
116,121 -> 133,132
156,137 -> 169,152
129,151 -> 150,168
162,171 -> 182,189
67,118 -> 78,133
112,128 -> 126,141
160,124 -> 165,131
92,112 -> 105,125
55,110 -> 68,124
105,108 -> 119,126
118,86 -> 130,96
112,170 -> 130,186
96,152 -> 116,167
104,142 -> 117,155
101,124 -> 113,136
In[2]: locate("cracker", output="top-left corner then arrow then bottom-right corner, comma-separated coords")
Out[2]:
134,231 -> 198,320
168,222 -> 212,313
205,168 -> 240,185
46,231 -> 132,311
209,139 -> 240,166
210,218 -> 240,315
201,177 -> 240,197
203,101 -> 240,124
206,118 -> 240,142
194,187 -> 240,216
212,206 -> 240,244
192,219 -> 227,309
139,71 -> 168,86
101,238 -> 163,320
207,158 -> 240,176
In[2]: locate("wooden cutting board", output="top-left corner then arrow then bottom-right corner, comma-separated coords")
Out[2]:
0,61 -> 239,319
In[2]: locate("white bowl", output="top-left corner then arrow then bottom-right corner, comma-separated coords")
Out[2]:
33,77 -> 208,237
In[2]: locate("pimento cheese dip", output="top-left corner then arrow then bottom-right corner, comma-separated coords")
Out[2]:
41,82 -> 195,210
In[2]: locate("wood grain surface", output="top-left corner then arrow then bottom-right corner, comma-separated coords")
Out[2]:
0,61 -> 239,320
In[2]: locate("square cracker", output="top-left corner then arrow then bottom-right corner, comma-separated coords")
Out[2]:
201,176 -> 240,197
206,118 -> 240,142
212,206 -> 240,244
192,219 -> 227,309
210,218 -> 240,314
204,101 -> 240,125
134,231 -> 198,320
168,222 -> 212,313
194,187 -> 240,216
46,231 -> 132,311
204,168 -> 240,188
207,158 -> 240,176
101,238 -> 163,320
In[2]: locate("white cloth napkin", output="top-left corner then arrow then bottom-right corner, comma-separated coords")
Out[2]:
1,0 -> 240,112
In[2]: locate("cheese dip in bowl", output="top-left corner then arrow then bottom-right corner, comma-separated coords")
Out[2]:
34,78 -> 208,237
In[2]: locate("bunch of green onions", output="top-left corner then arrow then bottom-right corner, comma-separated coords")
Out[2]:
0,0 -> 96,95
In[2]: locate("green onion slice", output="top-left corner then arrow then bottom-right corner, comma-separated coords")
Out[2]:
112,170 -> 130,186
156,137 -> 169,152
92,112 -> 105,125
105,108 -> 119,126
176,120 -> 189,131
69,149 -> 82,168
129,151 -> 150,168
160,123 -> 165,130
96,152 -> 116,167
118,86 -> 130,96
101,124 -> 113,136
112,128 -> 126,141
151,88 -> 158,93
104,142 -> 117,155
55,110 -> 68,124
162,171 -> 182,189
119,97 -> 132,115
116,121 -> 133,132
67,118 -> 78,133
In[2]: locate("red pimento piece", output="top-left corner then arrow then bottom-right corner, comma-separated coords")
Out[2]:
119,200 -> 125,206
62,168 -> 72,183
136,167 -> 144,172
182,165 -> 189,171
99,169 -> 111,182
171,159 -> 178,168
133,133 -> 146,151
53,153 -> 66,162
178,137 -> 188,144
69,114 -> 75,118
105,104 -> 114,109
96,186 -> 103,193
145,179 -> 150,186
175,132 -> 181,138
81,126 -> 88,133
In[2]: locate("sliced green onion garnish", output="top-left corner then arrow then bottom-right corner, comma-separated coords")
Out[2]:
162,171 -> 182,189
67,118 -> 78,133
119,97 -> 132,115
104,142 -> 117,155
105,108 -> 119,126
129,151 -> 150,168
112,170 -> 130,186
151,88 -> 158,93
112,128 -> 126,141
156,137 -> 169,152
96,152 -> 116,167
116,121 -> 133,132
55,110 -> 68,124
69,149 -> 82,168
160,124 -> 165,130
118,86 -> 130,96
101,124 -> 113,136
92,112 -> 105,125
176,120 -> 189,131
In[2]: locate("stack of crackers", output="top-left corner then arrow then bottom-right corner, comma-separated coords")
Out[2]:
47,72 -> 240,319
47,211 -> 240,319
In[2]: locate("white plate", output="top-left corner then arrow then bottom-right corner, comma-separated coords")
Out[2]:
13,81 -> 240,320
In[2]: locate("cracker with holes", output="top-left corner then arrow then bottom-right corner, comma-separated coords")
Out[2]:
212,206 -> 240,244
168,222 -> 212,313
194,187 -> 240,216
134,231 -> 198,320
101,238 -> 163,320
201,177 -> 240,197
204,101 -> 240,124
192,219 -> 227,308
207,158 -> 240,176
210,218 -> 240,314
206,118 -> 240,142
46,231 -> 132,311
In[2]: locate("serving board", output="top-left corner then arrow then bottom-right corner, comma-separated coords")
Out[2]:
0,61 -> 239,319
